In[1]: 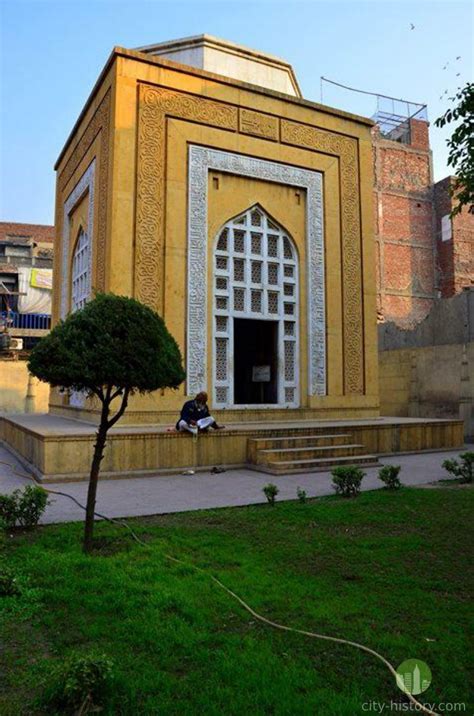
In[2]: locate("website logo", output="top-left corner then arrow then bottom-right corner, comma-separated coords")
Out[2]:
396,659 -> 432,696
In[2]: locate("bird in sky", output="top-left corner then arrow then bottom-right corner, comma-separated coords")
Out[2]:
410,23 -> 415,30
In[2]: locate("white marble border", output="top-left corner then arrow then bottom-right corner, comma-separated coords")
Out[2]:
187,146 -> 325,397
60,160 -> 95,319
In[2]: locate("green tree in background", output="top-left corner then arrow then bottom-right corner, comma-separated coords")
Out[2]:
435,82 -> 474,215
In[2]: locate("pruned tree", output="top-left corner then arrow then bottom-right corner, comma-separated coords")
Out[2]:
28,293 -> 185,553
435,82 -> 474,215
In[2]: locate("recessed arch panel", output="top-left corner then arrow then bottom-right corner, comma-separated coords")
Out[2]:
186,146 -> 325,401
213,205 -> 299,408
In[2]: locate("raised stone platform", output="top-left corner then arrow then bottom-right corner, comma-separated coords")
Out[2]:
0,413 -> 464,482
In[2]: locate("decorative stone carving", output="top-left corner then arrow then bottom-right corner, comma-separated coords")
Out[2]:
239,109 -> 279,141
187,145 -> 325,398
136,85 -> 238,312
94,95 -> 111,293
55,90 -> 111,319
280,119 -> 364,394
58,90 -> 110,192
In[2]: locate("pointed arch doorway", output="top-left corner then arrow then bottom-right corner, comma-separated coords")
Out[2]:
213,205 -> 299,409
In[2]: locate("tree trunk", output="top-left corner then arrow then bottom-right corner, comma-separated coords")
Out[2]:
83,399 -> 110,554
82,388 -> 130,554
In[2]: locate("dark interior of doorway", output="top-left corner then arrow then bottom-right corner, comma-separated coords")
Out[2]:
233,318 -> 278,404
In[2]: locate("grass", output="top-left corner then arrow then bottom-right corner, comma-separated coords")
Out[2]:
0,485 -> 473,715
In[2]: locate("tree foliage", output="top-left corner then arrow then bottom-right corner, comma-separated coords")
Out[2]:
28,292 -> 185,396
28,293 -> 185,552
435,82 -> 474,215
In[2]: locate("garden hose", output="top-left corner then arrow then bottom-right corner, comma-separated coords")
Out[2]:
0,457 -> 439,716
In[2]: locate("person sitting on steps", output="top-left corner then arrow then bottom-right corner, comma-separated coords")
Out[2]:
176,392 -> 225,435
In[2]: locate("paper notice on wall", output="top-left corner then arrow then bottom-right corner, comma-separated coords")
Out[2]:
30,268 -> 53,290
252,365 -> 271,382
17,267 -> 52,314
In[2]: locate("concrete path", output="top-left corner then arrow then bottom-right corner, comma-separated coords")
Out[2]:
0,443 -> 465,525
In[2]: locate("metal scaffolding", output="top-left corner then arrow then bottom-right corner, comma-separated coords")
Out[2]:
320,77 -> 427,144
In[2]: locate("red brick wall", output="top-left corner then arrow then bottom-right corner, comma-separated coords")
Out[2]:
373,120 -> 436,328
409,118 -> 430,151
0,222 -> 54,243
434,177 -> 474,297
374,121 -> 473,326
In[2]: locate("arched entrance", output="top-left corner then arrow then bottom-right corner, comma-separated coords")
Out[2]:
213,205 -> 299,409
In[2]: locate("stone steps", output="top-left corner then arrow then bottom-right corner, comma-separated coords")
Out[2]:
253,454 -> 380,475
247,433 -> 353,462
249,432 -> 353,448
255,443 -> 367,463
247,431 -> 380,475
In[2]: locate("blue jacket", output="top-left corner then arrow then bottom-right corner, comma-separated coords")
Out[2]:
176,400 -> 210,429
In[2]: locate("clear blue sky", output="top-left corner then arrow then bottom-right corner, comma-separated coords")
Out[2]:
1,0 -> 472,225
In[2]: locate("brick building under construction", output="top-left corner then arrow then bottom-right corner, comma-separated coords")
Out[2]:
372,104 -> 473,328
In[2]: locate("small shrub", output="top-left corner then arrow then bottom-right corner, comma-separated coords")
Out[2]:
263,483 -> 279,505
0,565 -> 20,597
331,466 -> 365,497
0,486 -> 49,530
0,493 -> 19,530
16,485 -> 49,528
378,464 -> 402,489
442,452 -> 474,484
297,487 -> 307,504
40,652 -> 115,714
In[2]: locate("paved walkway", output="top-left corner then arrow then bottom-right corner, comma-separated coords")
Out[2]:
0,443 -> 465,525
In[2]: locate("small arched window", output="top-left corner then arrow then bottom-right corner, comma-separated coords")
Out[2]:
71,228 -> 90,312
69,228 -> 91,408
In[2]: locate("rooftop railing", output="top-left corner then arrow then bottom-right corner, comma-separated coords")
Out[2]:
0,311 -> 51,330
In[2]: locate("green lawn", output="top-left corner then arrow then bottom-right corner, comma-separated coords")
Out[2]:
1,485 -> 473,715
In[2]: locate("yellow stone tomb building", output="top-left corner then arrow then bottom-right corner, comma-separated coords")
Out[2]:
52,35 -> 378,424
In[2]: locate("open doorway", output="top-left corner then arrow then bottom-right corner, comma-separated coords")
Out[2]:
212,204 -> 299,408
233,318 -> 278,404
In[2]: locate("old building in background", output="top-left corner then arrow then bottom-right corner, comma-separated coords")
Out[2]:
372,109 -> 435,328
434,176 -> 474,298
0,222 -> 53,413
372,107 -> 473,328
319,76 -> 474,330
0,222 -> 54,351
